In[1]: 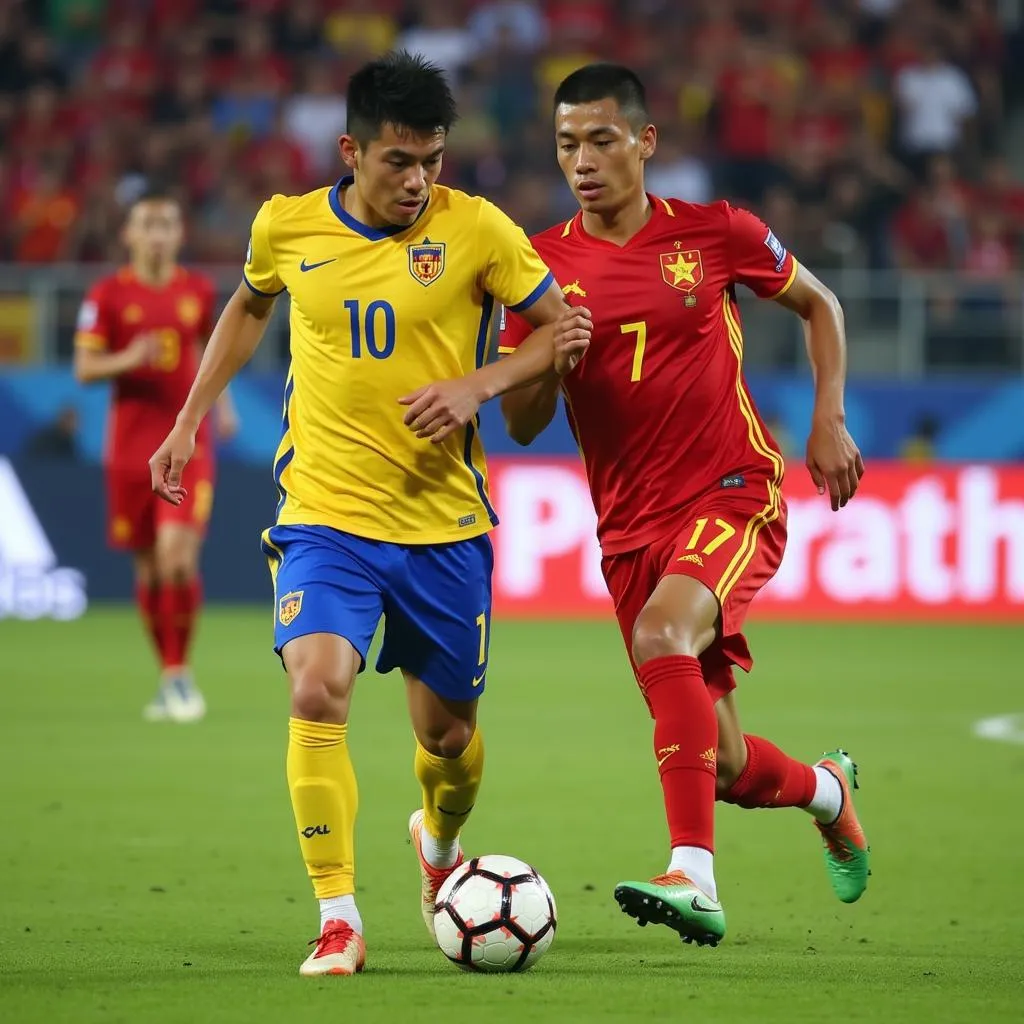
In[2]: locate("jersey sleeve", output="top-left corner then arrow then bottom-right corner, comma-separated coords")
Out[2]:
73,281 -> 115,351
477,199 -> 554,315
497,304 -> 534,356
726,204 -> 798,299
243,199 -> 286,297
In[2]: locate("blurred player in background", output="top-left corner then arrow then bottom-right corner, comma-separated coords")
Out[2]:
148,52 -> 576,976
498,65 -> 870,947
74,189 -> 238,723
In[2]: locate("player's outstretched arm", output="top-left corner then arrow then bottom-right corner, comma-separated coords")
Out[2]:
400,283 -> 590,444
500,301 -> 593,446
149,283 -> 275,504
774,265 -> 865,511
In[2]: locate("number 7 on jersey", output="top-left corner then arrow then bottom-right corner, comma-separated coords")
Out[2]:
620,321 -> 647,382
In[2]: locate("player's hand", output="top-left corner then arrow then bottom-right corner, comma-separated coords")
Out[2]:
806,415 -> 865,511
399,379 -> 482,444
554,304 -> 592,377
125,331 -> 161,370
149,423 -> 196,505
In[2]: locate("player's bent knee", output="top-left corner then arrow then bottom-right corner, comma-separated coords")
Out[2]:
291,687 -> 333,723
631,609 -> 711,667
418,718 -> 475,760
284,635 -> 360,723
287,652 -> 356,723
290,672 -> 350,723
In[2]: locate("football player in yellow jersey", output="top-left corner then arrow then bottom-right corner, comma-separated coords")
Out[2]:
148,51 -> 584,976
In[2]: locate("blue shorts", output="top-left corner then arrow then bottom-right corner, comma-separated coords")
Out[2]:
261,524 -> 493,702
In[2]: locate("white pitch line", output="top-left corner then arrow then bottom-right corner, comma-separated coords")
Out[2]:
973,714 -> 1024,745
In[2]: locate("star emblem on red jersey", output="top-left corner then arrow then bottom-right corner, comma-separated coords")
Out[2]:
660,249 -> 703,293
665,254 -> 698,285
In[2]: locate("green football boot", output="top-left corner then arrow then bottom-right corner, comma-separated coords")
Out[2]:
814,749 -> 870,904
614,873 -> 725,947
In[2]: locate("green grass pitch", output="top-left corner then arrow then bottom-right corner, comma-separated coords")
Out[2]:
2,609 -> 1023,1022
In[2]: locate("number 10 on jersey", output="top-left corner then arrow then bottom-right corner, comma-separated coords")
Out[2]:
345,299 -> 396,359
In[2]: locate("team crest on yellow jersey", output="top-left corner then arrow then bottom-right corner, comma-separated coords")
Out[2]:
278,590 -> 303,626
177,295 -> 201,327
660,249 -> 703,293
408,238 -> 445,286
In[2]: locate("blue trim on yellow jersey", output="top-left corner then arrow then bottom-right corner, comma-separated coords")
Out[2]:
242,272 -> 286,298
277,374 -> 294,445
475,293 -> 494,369
328,176 -> 430,242
260,528 -> 285,592
274,448 -> 295,518
463,419 -> 497,526
274,375 -> 296,518
463,295 -> 496,523
507,270 -> 555,313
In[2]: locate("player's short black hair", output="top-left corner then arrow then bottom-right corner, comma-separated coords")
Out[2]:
346,50 -> 457,145
553,64 -> 650,132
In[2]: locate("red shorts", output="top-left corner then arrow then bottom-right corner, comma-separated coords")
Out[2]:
105,461 -> 215,551
602,476 -> 787,709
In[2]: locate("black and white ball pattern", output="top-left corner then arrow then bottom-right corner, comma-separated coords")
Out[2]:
433,855 -> 557,972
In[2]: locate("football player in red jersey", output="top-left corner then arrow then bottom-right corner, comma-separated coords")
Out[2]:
74,189 -> 238,722
499,65 -> 870,946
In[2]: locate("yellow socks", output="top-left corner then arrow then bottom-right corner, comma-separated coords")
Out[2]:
287,717 -> 358,899
415,728 -> 484,846
287,720 -> 483,902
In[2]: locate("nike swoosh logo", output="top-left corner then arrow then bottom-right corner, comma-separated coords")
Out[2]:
690,895 -> 720,914
472,674 -> 485,688
438,804 -> 474,817
656,751 -> 675,767
299,257 -> 337,272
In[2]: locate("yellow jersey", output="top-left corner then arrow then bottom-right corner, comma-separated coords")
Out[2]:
244,177 -> 554,545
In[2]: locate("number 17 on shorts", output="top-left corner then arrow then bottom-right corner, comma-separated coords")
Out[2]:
666,487 -> 787,624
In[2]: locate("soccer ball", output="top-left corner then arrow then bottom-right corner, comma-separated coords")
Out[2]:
433,855 -> 557,972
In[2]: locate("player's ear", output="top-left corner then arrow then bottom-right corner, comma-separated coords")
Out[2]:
338,134 -> 359,172
639,123 -> 657,162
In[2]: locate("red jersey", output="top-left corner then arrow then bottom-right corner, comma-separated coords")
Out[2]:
74,267 -> 216,470
500,198 -> 794,556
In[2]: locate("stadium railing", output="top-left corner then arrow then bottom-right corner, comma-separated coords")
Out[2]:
0,264 -> 1021,376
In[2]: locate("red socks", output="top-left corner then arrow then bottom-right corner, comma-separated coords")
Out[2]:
135,581 -> 161,656
638,655 -> 817,855
721,735 -> 816,809
638,655 -> 718,853
155,578 -> 202,671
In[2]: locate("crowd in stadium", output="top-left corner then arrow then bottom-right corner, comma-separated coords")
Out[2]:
1,0 -> 1022,278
